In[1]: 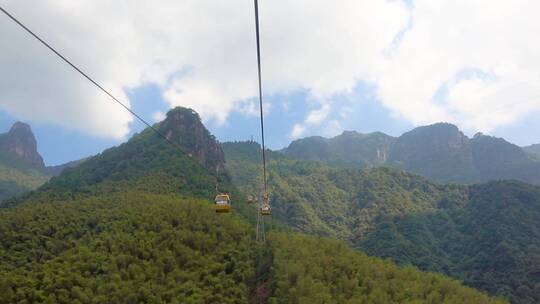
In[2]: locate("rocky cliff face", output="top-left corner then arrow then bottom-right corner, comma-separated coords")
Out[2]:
159,107 -> 225,174
0,122 -> 44,169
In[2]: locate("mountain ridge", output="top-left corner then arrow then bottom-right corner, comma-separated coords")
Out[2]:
282,122 -> 540,185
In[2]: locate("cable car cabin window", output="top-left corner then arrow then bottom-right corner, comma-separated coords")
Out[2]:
216,199 -> 228,205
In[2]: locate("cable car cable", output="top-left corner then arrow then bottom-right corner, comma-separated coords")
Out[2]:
253,0 -> 268,194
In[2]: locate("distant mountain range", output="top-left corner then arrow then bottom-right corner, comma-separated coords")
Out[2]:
282,123 -> 540,185
523,143 -> 540,160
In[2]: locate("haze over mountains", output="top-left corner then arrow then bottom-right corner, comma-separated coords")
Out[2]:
523,144 -> 540,160
282,123 -> 540,185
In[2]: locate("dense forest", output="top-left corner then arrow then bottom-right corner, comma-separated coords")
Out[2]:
0,192 -> 503,303
0,108 -> 507,303
268,234 -> 504,304
0,193 -> 256,304
223,141 -> 540,304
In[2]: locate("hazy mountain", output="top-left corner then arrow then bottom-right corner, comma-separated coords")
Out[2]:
42,158 -> 88,176
0,122 -> 49,201
0,107 -> 503,303
0,122 -> 88,202
224,141 -> 540,303
0,122 -> 45,169
282,122 -> 540,185
523,143 -> 540,160
388,123 -> 477,182
282,130 -> 395,168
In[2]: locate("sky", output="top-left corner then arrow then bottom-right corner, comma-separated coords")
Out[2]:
1,0 -> 540,166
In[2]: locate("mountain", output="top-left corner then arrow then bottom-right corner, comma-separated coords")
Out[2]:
8,107 -> 236,209
0,122 -> 88,202
282,130 -> 395,168
42,158 -> 88,176
282,123 -> 540,184
0,122 -> 45,169
388,123 -> 477,182
0,122 -> 49,201
223,141 -> 540,303
0,107 -> 503,303
523,143 -> 540,160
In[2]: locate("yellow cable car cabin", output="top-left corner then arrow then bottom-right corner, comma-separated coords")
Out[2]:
215,194 -> 231,213
260,204 -> 271,216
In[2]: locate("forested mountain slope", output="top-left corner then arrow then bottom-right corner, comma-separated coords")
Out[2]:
0,122 -> 49,201
4,108 -> 236,209
269,234 -> 504,304
0,194 -> 255,304
0,108 -> 505,303
0,192 -> 502,304
0,122 -> 85,202
223,141 -> 540,304
282,123 -> 540,185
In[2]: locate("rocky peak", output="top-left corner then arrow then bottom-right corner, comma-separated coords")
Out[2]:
402,123 -> 470,150
339,130 -> 361,138
470,132 -> 529,169
387,122 -> 476,182
0,122 -> 44,169
158,107 -> 225,173
473,132 -> 485,139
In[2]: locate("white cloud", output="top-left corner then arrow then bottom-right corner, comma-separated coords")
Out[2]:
290,124 -> 306,139
152,111 -> 166,122
305,104 -> 331,125
1,0 -> 539,139
0,0 -> 408,139
375,0 -> 540,132
290,103 -> 332,138
321,120 -> 343,138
